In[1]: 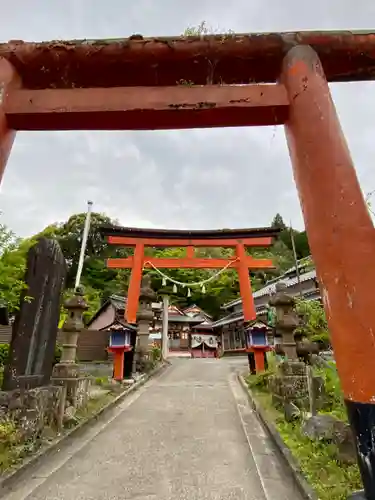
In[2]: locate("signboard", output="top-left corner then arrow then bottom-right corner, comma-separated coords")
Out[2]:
191,334 -> 218,349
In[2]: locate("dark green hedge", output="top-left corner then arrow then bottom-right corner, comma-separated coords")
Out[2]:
0,343 -> 62,367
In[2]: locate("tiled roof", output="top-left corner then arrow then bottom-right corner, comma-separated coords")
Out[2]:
253,269 -> 317,299
211,311 -> 244,328
110,294 -> 126,310
213,270 -> 319,329
223,268 -> 317,309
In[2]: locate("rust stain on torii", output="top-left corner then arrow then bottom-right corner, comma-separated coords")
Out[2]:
1,30 -> 375,89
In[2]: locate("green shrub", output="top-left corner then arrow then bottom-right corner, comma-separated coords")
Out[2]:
150,345 -> 162,363
246,368 -> 274,390
0,344 -> 9,367
314,363 -> 346,420
311,332 -> 331,350
53,344 -> 62,365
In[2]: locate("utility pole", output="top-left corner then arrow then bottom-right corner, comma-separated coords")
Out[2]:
290,221 -> 302,298
75,200 -> 93,290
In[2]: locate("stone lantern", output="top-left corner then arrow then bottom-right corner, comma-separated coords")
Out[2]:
269,281 -> 299,360
53,286 -> 88,379
136,275 -> 156,352
52,286 -> 90,416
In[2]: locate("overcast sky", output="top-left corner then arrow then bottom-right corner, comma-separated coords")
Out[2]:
0,1 -> 374,236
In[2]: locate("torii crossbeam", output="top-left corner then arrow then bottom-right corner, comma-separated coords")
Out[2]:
102,226 -> 279,324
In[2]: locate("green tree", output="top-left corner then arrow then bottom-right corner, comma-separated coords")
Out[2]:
0,224 -> 33,311
59,286 -> 102,326
46,212 -> 130,295
295,299 -> 330,347
279,228 -> 310,259
271,213 -> 287,230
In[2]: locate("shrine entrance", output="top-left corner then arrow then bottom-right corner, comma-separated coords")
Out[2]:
1,30 -> 375,497
101,226 -> 279,324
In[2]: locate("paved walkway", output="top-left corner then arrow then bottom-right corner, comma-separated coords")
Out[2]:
5,359 -> 303,500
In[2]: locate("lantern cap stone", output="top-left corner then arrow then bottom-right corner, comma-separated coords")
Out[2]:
64,287 -> 89,310
139,275 -> 157,302
269,281 -> 296,307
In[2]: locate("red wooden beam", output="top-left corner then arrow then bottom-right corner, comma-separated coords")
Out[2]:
236,243 -> 256,321
107,256 -> 274,269
2,31 -> 375,89
125,243 -> 144,324
0,58 -> 21,183
106,235 -> 274,248
4,84 -> 289,130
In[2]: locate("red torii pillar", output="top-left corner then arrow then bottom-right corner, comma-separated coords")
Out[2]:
282,45 -> 375,499
0,58 -> 21,183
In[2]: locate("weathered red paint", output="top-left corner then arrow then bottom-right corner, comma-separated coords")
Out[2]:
236,243 -> 256,322
254,349 -> 265,373
107,346 -> 131,381
282,45 -> 375,404
2,31 -> 375,88
186,246 -> 194,258
5,84 -> 288,130
125,243 -> 144,324
107,256 -> 274,269
107,235 -> 274,248
110,229 -> 276,325
0,58 -> 20,183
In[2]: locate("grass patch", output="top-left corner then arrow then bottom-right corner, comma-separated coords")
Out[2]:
313,362 -> 347,422
246,380 -> 362,500
74,393 -> 116,423
94,376 -> 109,386
0,420 -> 41,474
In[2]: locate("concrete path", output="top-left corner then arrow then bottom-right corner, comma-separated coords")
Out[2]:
4,358 -> 303,500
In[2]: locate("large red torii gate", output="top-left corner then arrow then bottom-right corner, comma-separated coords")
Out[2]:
0,30 -> 374,497
102,226 -> 279,324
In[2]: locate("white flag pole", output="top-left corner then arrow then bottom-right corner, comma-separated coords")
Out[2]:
75,200 -> 93,290
161,294 -> 169,360
290,220 -> 302,298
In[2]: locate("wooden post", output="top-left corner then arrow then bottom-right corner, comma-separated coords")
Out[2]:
112,350 -> 125,381
186,246 -> 194,258
282,45 -> 375,499
125,243 -> 144,324
0,58 -> 20,184
253,349 -> 265,373
236,243 -> 256,321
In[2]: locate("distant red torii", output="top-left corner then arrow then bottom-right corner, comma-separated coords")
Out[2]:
101,226 -> 280,324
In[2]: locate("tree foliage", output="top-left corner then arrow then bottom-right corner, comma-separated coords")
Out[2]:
0,211 -> 313,320
295,298 -> 330,347
0,223 -> 32,311
271,213 -> 287,230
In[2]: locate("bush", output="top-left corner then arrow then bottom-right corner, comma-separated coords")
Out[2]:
246,368 -> 275,390
314,363 -> 346,420
53,344 -> 62,365
150,345 -> 162,363
311,332 -> 331,350
0,344 -> 9,367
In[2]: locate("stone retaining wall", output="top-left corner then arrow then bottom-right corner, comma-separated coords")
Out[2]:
0,386 -> 64,442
